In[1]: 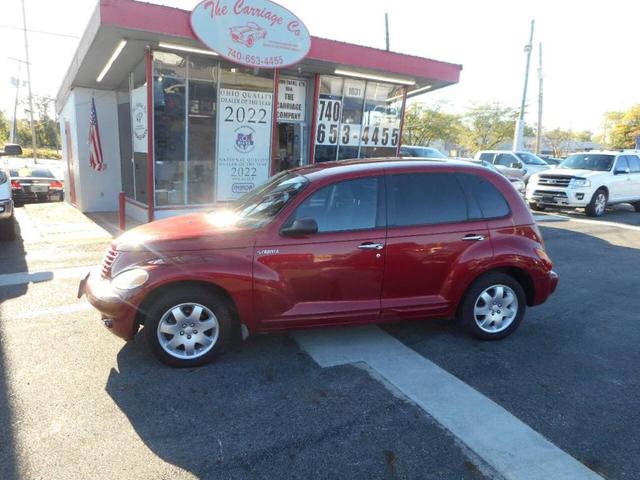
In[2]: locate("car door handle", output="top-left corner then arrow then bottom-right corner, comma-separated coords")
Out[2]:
462,234 -> 485,241
358,242 -> 384,250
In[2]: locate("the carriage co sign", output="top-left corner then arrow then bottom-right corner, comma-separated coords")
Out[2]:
190,0 -> 311,69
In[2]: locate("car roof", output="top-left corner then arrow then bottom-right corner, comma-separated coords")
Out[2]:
292,157 -> 487,182
567,150 -> 635,156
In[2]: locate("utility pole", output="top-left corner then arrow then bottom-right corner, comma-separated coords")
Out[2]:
21,0 -> 38,162
8,58 -> 26,144
535,43 -> 543,155
384,13 -> 390,51
513,19 -> 535,151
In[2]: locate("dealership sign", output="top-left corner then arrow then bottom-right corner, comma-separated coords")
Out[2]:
191,0 -> 311,68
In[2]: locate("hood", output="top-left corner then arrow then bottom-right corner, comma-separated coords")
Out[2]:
115,213 -> 258,252
538,168 -> 606,178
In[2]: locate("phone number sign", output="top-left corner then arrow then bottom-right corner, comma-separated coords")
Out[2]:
191,0 -> 311,68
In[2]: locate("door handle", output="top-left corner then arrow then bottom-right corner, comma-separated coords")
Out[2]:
358,242 -> 384,250
462,234 -> 485,241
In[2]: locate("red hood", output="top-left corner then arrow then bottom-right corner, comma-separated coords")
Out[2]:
114,213 -> 258,252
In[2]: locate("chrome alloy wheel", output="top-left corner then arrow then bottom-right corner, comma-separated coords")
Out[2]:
157,303 -> 219,360
473,284 -> 519,333
594,192 -> 607,216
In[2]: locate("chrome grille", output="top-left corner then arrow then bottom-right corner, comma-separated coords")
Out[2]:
101,245 -> 118,279
537,175 -> 572,187
533,190 -> 568,198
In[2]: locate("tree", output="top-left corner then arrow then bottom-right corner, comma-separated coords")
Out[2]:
604,105 -> 640,149
457,103 -> 518,153
573,130 -> 593,142
402,103 -> 461,147
18,95 -> 60,150
544,128 -> 573,157
0,111 -> 10,145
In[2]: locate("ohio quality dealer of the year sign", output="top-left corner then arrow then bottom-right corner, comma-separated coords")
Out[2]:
190,0 -> 311,68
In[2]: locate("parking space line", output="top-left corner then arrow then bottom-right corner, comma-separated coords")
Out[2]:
0,266 -> 93,287
565,216 -> 640,232
294,326 -> 603,480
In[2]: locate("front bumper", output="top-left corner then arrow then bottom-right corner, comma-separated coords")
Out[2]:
78,270 -> 140,341
0,198 -> 13,220
526,187 -> 591,208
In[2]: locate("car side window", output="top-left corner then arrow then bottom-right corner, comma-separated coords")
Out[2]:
616,156 -> 629,172
627,155 -> 640,173
494,153 -> 515,167
479,153 -> 495,162
456,173 -> 511,219
387,173 -> 469,227
285,177 -> 381,233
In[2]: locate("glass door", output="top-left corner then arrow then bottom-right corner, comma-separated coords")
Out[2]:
276,123 -> 304,173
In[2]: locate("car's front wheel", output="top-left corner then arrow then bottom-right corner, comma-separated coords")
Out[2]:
528,202 -> 545,211
632,201 -> 640,212
144,285 -> 234,367
585,189 -> 607,217
458,272 -> 526,340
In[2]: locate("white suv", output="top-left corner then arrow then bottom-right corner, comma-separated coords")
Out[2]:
475,150 -> 550,182
526,151 -> 640,217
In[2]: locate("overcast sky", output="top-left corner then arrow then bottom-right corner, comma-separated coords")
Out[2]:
1,0 -> 638,134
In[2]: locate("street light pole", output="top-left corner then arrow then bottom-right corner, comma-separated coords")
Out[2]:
513,19 -> 535,151
535,43 -> 543,155
21,0 -> 38,162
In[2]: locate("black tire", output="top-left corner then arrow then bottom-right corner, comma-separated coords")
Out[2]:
632,202 -> 640,213
528,202 -> 546,211
585,188 -> 607,217
0,216 -> 16,242
458,272 -> 526,340
143,285 -> 234,367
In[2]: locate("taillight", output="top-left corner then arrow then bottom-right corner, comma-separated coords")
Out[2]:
50,180 -> 63,189
10,180 -> 21,190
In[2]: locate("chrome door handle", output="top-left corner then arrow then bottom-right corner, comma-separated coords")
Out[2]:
358,242 -> 384,250
462,234 -> 485,241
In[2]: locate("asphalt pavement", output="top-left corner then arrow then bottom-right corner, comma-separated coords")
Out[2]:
1,202 -> 639,479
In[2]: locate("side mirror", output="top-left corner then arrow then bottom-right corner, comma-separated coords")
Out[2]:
281,217 -> 318,237
1,144 -> 23,157
614,167 -> 630,175
510,162 -> 523,169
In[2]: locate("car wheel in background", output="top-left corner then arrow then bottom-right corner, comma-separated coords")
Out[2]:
528,202 -> 546,211
0,216 -> 16,242
585,189 -> 607,217
144,285 -> 234,367
632,202 -> 640,212
458,272 -> 526,340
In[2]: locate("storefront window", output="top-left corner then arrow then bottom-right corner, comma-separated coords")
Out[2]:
314,76 -> 403,162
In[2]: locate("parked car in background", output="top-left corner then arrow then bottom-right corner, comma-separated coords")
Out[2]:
80,159 -> 558,367
539,155 -> 563,167
400,145 -> 447,159
461,158 -> 525,196
9,166 -> 64,205
526,151 -> 640,216
475,150 -> 550,181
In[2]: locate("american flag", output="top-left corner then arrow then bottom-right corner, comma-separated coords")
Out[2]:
89,97 -> 105,171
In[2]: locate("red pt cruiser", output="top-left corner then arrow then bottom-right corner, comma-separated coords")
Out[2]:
80,160 -> 558,367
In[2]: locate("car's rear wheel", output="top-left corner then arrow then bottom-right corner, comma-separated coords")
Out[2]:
0,215 -> 16,242
585,189 -> 607,217
528,202 -> 546,211
458,272 -> 526,340
144,286 -> 234,367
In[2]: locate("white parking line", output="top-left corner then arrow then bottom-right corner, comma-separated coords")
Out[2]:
294,326 -> 603,480
0,265 -> 93,288
566,216 -> 640,232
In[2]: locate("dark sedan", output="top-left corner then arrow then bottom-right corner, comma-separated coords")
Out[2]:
9,166 -> 64,205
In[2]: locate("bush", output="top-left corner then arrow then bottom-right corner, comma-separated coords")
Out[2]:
19,147 -> 62,160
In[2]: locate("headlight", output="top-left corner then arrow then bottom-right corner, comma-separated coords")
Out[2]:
111,268 -> 149,291
512,180 -> 525,192
569,178 -> 590,188
528,174 -> 539,184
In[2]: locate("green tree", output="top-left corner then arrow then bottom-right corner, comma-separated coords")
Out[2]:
18,95 -> 60,150
604,105 -> 640,149
544,128 -> 573,157
0,111 -> 10,145
457,103 -> 518,153
573,130 -> 593,142
402,103 -> 461,147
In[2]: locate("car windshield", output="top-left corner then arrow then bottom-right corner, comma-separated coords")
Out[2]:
212,171 -> 308,227
516,152 -> 548,165
559,154 -> 614,171
9,167 -> 55,178
407,147 -> 447,159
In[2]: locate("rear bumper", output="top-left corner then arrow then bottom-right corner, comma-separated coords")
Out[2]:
533,270 -> 559,305
79,270 -> 140,341
0,198 -> 13,220
12,190 -> 62,204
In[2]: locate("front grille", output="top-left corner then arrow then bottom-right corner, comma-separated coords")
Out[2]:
101,245 -> 118,279
533,190 -> 568,198
537,175 -> 573,187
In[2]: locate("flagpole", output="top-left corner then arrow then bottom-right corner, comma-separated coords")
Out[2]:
21,0 -> 38,162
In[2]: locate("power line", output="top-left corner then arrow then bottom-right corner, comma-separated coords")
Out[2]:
0,24 -> 78,39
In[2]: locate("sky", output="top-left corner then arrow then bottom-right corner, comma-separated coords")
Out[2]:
1,0 -> 639,134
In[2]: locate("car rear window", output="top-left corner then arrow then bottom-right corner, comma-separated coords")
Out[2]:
9,167 -> 54,178
387,173 -> 469,227
478,153 -> 495,162
456,173 -> 511,219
